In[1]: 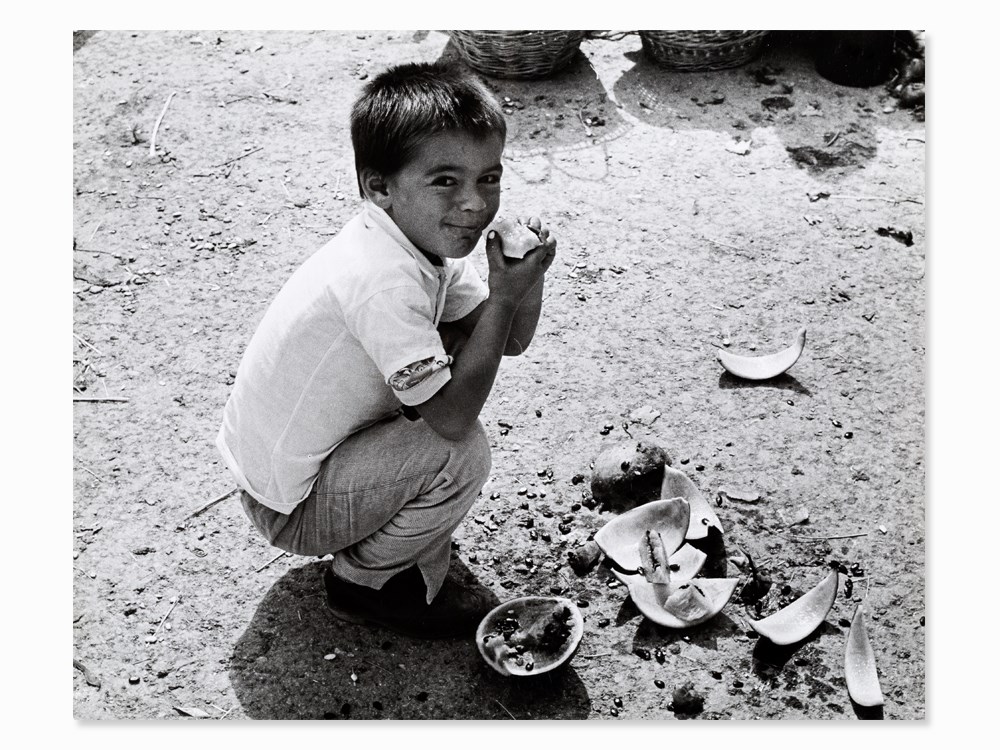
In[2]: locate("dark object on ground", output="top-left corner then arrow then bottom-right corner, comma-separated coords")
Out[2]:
737,546 -> 773,604
761,96 -> 793,111
876,226 -> 914,246
897,82 -> 924,109
591,441 -> 672,511
671,681 -> 705,714
815,31 -> 896,87
786,142 -> 877,171
567,540 -> 602,576
893,57 -> 925,89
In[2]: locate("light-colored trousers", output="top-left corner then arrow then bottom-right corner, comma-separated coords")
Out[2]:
241,412 -> 491,603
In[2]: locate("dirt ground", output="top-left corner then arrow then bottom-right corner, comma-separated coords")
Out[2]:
72,30 -> 925,720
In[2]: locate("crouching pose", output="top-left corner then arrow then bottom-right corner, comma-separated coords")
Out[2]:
217,61 -> 557,638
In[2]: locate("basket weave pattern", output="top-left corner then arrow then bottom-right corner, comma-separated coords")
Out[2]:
639,31 -> 769,71
448,30 -> 586,79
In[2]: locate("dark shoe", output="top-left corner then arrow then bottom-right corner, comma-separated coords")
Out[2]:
324,564 -> 498,639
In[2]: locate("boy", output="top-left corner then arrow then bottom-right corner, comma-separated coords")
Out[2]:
216,62 -> 557,639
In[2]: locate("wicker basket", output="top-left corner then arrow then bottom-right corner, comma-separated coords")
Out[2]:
639,31 -> 770,71
447,30 -> 586,79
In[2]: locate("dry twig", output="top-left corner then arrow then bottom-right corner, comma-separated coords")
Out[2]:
255,550 -> 288,573
494,699 -> 516,720
784,532 -> 869,542
73,395 -> 129,403
211,146 -> 264,169
177,487 -> 239,524
153,596 -> 181,637
73,332 -> 104,356
149,91 -> 178,157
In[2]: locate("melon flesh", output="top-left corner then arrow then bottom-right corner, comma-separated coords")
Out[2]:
490,216 -> 542,259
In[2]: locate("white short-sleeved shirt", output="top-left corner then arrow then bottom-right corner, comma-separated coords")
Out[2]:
216,202 -> 489,513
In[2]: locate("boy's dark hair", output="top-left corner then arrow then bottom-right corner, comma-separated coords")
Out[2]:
350,62 -> 507,197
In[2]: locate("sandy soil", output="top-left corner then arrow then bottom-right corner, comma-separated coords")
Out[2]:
72,30 -> 925,720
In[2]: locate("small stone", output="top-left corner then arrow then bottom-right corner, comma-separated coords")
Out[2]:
669,644 -> 681,655
844,431 -> 854,439
324,653 -> 336,660
654,648 -> 665,664
710,670 -> 722,680
571,474 -> 585,485
597,617 -> 610,628
613,697 -> 623,708
128,675 -> 140,685
633,647 -> 652,660
609,707 -> 619,716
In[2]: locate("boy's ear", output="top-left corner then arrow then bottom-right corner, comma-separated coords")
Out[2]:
360,168 -> 392,209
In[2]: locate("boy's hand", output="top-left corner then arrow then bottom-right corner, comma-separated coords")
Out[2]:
485,216 -> 557,306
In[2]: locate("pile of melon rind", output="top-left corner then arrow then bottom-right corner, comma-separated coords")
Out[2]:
593,465 -> 884,708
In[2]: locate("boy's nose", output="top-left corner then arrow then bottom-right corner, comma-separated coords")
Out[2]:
456,187 -> 487,212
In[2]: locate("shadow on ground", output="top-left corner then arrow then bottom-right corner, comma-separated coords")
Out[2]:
612,31 -> 908,176
717,371 -> 813,396
229,559 -> 593,719
74,30 -> 97,53
436,38 -> 632,161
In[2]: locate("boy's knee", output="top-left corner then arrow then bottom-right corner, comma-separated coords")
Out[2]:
430,418 -> 490,494
453,419 -> 491,487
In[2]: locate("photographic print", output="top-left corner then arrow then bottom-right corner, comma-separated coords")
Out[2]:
72,29 -> 925,720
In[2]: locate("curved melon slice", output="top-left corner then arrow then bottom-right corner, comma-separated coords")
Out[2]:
611,543 -> 708,586
476,596 -> 584,677
594,497 -> 690,573
489,216 -> 542,259
717,327 -> 807,380
660,466 -> 723,540
749,568 -> 839,645
845,603 -> 884,707
620,576 -> 739,628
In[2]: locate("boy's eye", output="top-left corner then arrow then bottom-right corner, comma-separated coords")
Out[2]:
480,173 -> 502,185
431,176 -> 457,187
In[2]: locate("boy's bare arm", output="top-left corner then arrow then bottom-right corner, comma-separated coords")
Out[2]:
413,228 -> 556,439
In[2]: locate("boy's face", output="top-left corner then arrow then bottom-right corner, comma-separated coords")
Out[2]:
381,130 -> 504,262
